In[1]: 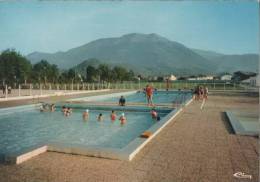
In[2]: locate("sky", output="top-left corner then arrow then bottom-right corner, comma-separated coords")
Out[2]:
0,1 -> 259,55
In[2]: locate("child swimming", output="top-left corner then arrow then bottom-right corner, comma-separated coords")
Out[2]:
82,109 -> 89,120
40,103 -> 49,112
119,113 -> 127,125
97,113 -> 103,121
50,104 -> 55,112
110,110 -> 117,122
65,107 -> 72,117
151,109 -> 158,119
62,106 -> 66,111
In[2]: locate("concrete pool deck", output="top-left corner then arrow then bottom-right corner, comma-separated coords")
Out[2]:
0,93 -> 258,182
0,89 -> 131,108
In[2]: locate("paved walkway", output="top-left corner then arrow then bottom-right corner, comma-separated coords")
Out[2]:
0,94 -> 258,182
0,90 -> 125,108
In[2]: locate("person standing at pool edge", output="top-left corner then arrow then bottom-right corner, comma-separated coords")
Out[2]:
119,96 -> 126,106
145,84 -> 153,106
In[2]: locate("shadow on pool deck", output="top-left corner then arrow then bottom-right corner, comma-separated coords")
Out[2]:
221,112 -> 236,134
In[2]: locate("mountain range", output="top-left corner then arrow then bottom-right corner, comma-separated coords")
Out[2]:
27,33 -> 259,76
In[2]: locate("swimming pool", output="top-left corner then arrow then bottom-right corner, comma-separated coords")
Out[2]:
0,90 -> 193,163
0,105 -> 170,160
70,90 -> 192,104
226,110 -> 259,136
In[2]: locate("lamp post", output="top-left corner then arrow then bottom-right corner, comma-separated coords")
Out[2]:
138,77 -> 141,90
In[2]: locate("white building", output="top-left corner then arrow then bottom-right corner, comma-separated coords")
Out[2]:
221,74 -> 232,81
198,76 -> 214,80
164,75 -> 177,81
242,74 -> 260,87
187,76 -> 214,81
169,75 -> 177,81
187,77 -> 196,81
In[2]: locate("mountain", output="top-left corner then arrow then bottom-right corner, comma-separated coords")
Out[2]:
72,58 -> 141,75
27,33 -> 259,75
191,48 -> 224,60
210,54 -> 259,73
191,49 -> 259,73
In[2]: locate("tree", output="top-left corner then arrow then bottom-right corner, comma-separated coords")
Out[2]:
113,66 -> 125,81
126,70 -> 135,81
32,60 -> 59,84
58,71 -> 68,83
0,49 -> 136,85
49,64 -> 59,83
67,69 -> 75,82
86,65 -> 97,82
0,49 -> 31,85
97,64 -> 113,82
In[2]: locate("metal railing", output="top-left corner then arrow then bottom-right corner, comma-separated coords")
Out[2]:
0,81 -> 257,99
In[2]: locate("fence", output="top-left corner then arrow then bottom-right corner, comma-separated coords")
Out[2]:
0,81 -> 257,99
109,81 -> 256,91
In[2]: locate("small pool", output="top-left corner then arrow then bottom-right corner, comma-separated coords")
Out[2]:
70,90 -> 192,104
226,110 -> 259,136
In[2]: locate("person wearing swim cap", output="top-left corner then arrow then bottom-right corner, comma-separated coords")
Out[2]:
119,113 -> 127,125
110,110 -> 117,122
82,109 -> 89,121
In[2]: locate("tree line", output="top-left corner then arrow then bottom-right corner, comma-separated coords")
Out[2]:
0,49 -> 136,86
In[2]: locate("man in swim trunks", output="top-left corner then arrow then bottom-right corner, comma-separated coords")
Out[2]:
145,84 -> 153,106
119,96 -> 126,106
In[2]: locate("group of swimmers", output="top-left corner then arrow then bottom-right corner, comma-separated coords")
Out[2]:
82,108 -> 160,123
82,109 -> 127,125
62,106 -> 73,116
40,103 -> 55,112
41,104 -> 160,125
193,86 -> 208,100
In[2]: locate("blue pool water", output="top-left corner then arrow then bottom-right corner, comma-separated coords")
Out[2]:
0,107 -> 169,155
75,91 -> 192,104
